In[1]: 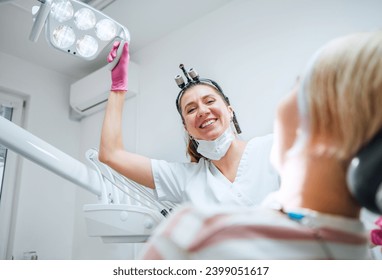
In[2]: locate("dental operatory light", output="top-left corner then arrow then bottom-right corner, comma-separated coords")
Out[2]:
30,0 -> 130,60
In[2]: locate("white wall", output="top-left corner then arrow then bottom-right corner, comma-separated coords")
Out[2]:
0,52 -> 80,259
132,0 -> 382,163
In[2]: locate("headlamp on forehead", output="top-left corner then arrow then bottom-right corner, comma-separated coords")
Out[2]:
174,64 -> 242,134
175,64 -> 200,88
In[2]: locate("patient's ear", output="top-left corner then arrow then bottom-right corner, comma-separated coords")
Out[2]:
272,87 -> 300,171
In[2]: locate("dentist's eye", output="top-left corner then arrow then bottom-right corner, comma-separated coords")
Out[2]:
187,107 -> 196,114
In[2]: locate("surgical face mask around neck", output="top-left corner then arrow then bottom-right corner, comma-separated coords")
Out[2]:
195,127 -> 235,160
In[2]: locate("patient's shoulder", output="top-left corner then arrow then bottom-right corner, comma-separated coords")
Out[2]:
140,205 -> 290,259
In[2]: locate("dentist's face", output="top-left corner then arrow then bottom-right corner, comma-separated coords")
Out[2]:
180,84 -> 233,141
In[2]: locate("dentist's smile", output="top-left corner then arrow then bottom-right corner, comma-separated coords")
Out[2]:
200,119 -> 217,129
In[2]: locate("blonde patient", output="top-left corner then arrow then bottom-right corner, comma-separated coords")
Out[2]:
139,30 -> 382,259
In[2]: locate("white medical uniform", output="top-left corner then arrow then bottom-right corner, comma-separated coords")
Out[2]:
151,134 -> 280,207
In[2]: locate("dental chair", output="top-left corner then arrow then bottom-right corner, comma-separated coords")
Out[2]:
347,128 -> 382,259
347,128 -> 382,215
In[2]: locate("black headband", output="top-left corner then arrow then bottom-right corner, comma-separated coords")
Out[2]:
174,64 -> 241,134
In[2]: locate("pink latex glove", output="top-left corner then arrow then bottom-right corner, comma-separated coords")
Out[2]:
107,41 -> 129,91
370,217 -> 382,246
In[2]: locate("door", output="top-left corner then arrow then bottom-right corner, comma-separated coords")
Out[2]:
0,91 -> 25,259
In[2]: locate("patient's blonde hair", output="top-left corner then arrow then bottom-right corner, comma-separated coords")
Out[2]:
303,31 -> 382,160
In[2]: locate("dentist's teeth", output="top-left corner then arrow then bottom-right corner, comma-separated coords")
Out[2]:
201,119 -> 215,128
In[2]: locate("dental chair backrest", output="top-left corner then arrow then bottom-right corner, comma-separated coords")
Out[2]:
347,128 -> 382,214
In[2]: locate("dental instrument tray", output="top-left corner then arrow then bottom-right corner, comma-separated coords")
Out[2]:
84,148 -> 176,243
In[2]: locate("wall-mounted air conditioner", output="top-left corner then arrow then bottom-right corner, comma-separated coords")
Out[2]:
70,61 -> 139,120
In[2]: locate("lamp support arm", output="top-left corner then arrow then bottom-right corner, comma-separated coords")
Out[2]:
0,116 -> 103,196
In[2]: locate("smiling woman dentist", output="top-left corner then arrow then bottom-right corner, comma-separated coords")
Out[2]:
98,41 -> 279,208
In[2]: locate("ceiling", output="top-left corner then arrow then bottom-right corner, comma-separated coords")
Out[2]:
0,0 -> 232,79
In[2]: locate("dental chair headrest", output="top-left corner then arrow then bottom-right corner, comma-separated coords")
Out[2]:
347,128 -> 382,214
